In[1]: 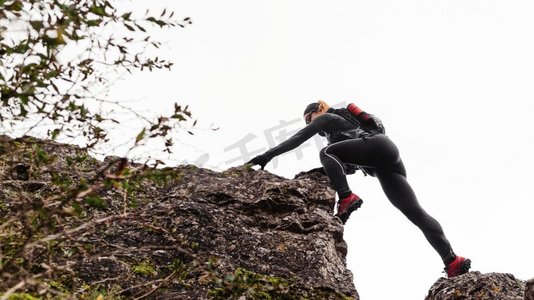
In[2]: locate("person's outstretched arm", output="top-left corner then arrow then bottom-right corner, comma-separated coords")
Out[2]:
246,114 -> 332,169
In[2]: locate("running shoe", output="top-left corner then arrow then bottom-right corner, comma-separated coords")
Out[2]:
335,193 -> 363,224
445,256 -> 471,278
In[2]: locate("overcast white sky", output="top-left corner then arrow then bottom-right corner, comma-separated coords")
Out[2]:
58,0 -> 534,298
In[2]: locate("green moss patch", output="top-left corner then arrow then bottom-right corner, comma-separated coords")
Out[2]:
131,259 -> 157,277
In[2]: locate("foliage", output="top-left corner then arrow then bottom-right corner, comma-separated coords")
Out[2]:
0,1 -> 203,299
0,294 -> 38,300
0,138 -> 197,298
0,137 -> 355,299
0,0 -> 193,150
208,267 -> 355,300
132,260 -> 157,277
209,267 -> 294,300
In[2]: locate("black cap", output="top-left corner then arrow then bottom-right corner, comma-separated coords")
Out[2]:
303,102 -> 319,115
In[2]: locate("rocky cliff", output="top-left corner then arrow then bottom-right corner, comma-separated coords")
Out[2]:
0,136 -> 357,299
2,136 -> 532,300
426,272 -> 533,300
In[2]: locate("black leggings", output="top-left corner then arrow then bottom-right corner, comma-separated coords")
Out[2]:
319,134 -> 456,264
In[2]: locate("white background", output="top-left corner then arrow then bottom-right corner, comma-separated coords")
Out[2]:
55,0 -> 534,299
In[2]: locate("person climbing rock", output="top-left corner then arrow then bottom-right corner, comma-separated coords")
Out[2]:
246,100 -> 471,278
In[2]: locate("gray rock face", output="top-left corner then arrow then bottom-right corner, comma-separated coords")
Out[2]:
426,272 -> 527,300
0,136 -> 357,299
159,166 -> 357,299
526,279 -> 534,300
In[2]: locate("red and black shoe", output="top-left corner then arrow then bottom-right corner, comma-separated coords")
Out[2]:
444,256 -> 471,278
335,193 -> 363,224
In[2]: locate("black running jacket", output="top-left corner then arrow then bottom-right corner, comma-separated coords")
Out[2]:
264,107 -> 369,159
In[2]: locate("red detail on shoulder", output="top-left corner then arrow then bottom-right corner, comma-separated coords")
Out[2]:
359,112 -> 372,121
347,103 -> 363,115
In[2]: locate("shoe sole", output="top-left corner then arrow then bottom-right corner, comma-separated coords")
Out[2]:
336,199 -> 363,224
448,258 -> 472,278
461,259 -> 472,274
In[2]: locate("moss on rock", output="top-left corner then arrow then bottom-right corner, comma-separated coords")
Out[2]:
131,259 -> 157,277
209,267 -> 355,300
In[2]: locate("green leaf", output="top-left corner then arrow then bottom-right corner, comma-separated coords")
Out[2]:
124,23 -> 135,31
36,79 -> 47,87
89,5 -> 106,16
8,0 -> 23,11
50,128 -> 61,140
44,70 -> 59,79
84,196 -> 106,209
19,103 -> 28,117
87,19 -> 102,27
30,21 -> 43,31
34,145 -> 49,163
171,114 -> 186,121
72,202 -> 83,215
135,24 -> 146,32
135,128 -> 145,144
20,94 -> 29,105
122,12 -> 132,20
146,17 -> 166,27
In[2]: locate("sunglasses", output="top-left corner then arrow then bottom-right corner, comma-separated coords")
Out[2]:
304,111 -> 315,124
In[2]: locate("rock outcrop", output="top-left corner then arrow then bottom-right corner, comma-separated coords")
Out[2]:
0,136 -> 357,299
525,279 -> 534,300
426,271 -> 531,300
4,135 -> 532,300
